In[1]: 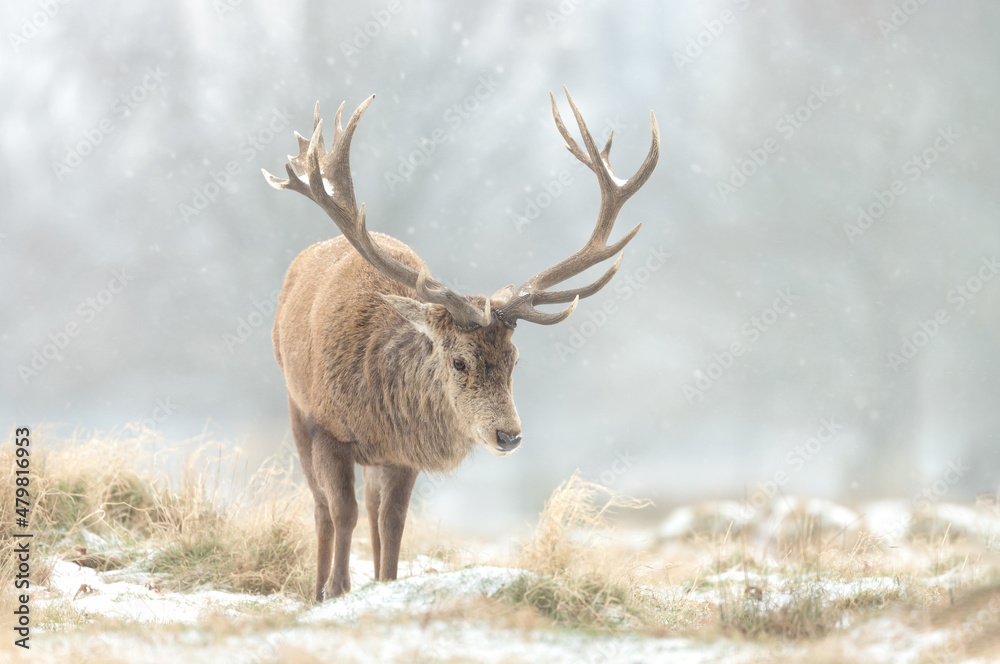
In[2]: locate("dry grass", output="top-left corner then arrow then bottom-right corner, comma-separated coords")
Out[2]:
657,506 -> 1000,645
498,472 -> 658,629
0,425 -> 317,612
4,426 -> 999,662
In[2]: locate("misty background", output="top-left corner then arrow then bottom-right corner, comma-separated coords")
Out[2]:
3,1 -> 998,533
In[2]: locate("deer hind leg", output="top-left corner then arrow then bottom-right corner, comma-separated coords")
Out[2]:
287,398 -> 333,603
312,433 -> 358,599
365,464 -> 418,582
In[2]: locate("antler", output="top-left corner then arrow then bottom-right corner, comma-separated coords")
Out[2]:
262,97 -> 492,331
491,87 -> 660,327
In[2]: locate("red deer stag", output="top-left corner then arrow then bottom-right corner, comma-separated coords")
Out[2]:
263,88 -> 659,601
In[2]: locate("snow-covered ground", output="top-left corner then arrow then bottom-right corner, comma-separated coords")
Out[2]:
40,560 -> 301,625
31,557 -> 768,664
25,559 -> 980,664
19,496 -> 1000,664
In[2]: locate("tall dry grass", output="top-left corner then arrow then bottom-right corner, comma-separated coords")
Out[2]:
499,472 -> 657,628
0,426 -> 317,611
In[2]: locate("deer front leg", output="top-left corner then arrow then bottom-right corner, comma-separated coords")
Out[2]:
362,466 -> 382,580
312,501 -> 334,601
313,440 -> 358,599
375,465 -> 418,581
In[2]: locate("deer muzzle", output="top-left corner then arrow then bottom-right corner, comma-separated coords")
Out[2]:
495,430 -> 522,452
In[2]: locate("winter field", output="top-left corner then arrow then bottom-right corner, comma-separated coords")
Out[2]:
2,429 -> 998,664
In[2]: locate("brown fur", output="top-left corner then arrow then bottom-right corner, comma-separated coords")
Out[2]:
273,232 -> 521,600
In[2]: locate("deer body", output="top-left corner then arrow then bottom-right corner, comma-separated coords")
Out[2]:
274,233 -> 515,473
264,89 -> 658,601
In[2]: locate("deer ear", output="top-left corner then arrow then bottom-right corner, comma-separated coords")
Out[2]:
380,294 -> 436,338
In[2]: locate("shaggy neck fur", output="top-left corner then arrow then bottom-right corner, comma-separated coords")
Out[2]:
348,312 -> 475,472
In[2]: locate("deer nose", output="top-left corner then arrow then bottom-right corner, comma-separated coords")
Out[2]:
496,430 -> 522,451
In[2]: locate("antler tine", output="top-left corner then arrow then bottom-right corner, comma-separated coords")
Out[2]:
523,296 -> 579,325
491,88 -> 660,328
318,95 -> 373,216
305,117 -> 335,209
263,96 -> 492,331
293,130 -> 310,156
531,252 -> 624,306
333,101 -> 346,137
550,91 -> 590,167
562,87 -> 617,196
600,132 -> 614,168
299,101 -> 333,156
623,110 -> 660,198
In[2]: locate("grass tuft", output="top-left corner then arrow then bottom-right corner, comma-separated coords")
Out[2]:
499,472 -> 654,629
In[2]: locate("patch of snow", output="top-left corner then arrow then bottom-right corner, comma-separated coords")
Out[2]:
301,565 -> 524,624
716,500 -> 752,526
698,569 -> 900,612
39,560 -> 301,626
765,497 -> 861,536
659,506 -> 695,538
839,617 -> 953,664
862,500 -> 913,542
928,502 -> 1000,545
813,576 -> 900,601
658,500 -> 750,539
32,620 -> 772,664
924,565 -> 979,589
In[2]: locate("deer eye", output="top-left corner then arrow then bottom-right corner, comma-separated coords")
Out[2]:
452,358 -> 468,373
